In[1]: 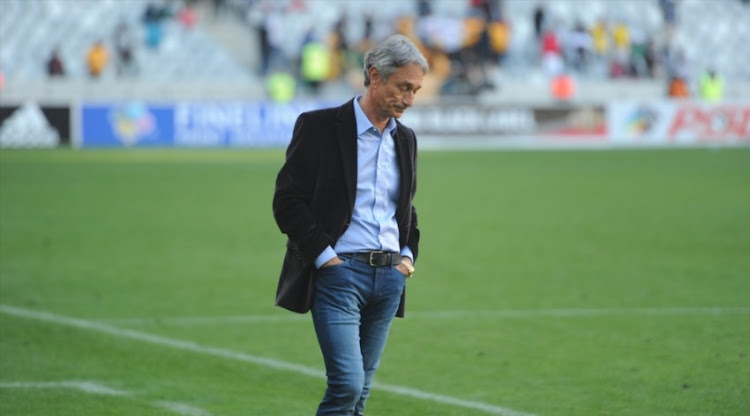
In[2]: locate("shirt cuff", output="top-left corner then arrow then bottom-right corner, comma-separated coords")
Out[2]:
314,246 -> 338,269
400,246 -> 414,264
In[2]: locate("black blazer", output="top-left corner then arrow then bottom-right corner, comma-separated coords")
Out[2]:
272,98 -> 420,318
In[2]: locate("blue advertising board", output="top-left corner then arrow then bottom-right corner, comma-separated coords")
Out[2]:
81,102 -> 174,147
79,100 -> 340,148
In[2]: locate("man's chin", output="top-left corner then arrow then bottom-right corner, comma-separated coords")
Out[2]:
391,108 -> 406,118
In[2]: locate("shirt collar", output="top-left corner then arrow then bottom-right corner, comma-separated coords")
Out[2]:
353,96 -> 397,137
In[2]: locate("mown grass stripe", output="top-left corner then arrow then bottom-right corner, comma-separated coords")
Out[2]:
97,306 -> 750,326
0,304 -> 535,416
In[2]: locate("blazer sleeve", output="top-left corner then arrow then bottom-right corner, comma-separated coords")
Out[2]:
406,127 -> 420,262
272,113 -> 335,263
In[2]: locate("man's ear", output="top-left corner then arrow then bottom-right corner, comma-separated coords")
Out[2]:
369,66 -> 381,86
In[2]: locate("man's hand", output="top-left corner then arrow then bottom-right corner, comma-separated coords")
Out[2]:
396,257 -> 414,277
321,257 -> 344,268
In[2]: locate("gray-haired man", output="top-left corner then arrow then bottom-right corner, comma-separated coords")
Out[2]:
273,35 -> 429,415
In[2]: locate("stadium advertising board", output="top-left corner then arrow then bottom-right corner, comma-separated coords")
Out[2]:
79,101 -> 337,148
609,101 -> 750,145
79,100 -> 749,149
400,104 -> 606,138
0,103 -> 70,148
399,104 -> 607,150
80,102 -> 174,147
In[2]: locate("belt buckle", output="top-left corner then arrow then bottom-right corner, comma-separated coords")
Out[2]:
369,250 -> 386,267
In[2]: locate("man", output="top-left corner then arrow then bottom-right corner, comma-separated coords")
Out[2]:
272,34 -> 428,415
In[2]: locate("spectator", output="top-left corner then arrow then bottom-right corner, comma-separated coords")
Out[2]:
533,2 -> 546,39
329,13 -> 350,80
113,20 -> 136,76
266,70 -> 296,103
143,1 -> 164,22
568,21 -> 592,72
612,20 -> 630,56
590,18 -> 609,58
668,75 -> 689,98
609,49 -> 629,78
46,47 -> 65,77
142,1 -> 166,49
659,0 -> 678,26
353,12 -> 375,67
488,16 -> 511,64
466,10 -> 494,80
456,11 -> 494,92
417,0 -> 432,17
540,28 -> 563,76
212,0 -> 227,19
471,0 -> 495,20
643,37 -> 658,78
628,24 -> 648,77
257,8 -> 286,76
86,40 -> 108,78
178,1 -> 198,29
550,72 -> 575,100
699,68 -> 724,102
659,0 -> 678,40
663,44 -> 688,80
299,30 -> 330,95
248,3 -> 271,75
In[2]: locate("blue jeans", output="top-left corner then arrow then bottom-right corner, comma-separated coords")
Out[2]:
312,255 -> 407,416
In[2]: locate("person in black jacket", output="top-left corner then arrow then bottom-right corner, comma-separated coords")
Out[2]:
273,34 -> 428,415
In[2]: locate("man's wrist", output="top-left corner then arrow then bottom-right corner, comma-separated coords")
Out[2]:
400,258 -> 415,277
314,246 -> 337,269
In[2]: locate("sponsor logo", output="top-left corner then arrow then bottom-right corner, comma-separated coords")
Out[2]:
110,102 -> 156,146
0,102 -> 60,148
625,106 -> 657,136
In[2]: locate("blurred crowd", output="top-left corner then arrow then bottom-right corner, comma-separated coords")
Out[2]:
43,0 -> 200,80
35,0 -> 741,102
248,0 -> 510,100
243,0 -> 730,101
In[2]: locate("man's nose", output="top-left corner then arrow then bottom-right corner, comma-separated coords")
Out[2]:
402,91 -> 414,107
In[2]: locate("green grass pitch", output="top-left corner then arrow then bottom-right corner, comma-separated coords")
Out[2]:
1,148 -> 748,416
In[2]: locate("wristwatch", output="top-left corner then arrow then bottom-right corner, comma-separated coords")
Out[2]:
400,259 -> 415,278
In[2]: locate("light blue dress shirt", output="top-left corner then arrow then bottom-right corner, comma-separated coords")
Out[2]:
314,97 -> 414,268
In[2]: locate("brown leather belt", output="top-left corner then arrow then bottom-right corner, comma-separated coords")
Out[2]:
340,251 -> 402,267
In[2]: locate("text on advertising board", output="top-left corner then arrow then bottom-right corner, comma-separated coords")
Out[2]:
668,104 -> 750,140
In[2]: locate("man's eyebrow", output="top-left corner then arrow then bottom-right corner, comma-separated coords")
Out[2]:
399,81 -> 421,90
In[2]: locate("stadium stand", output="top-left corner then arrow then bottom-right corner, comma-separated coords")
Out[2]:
0,0 -> 249,81
0,0 -> 749,102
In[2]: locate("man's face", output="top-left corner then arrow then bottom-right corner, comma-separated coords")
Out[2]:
370,63 -> 424,119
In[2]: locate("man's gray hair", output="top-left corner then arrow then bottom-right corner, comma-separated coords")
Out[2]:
363,34 -> 429,87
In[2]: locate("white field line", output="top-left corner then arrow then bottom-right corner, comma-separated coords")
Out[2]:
98,306 -> 750,326
0,304 -> 535,416
0,380 -> 215,416
156,401 -> 215,416
0,381 -> 129,396
102,314 -> 310,326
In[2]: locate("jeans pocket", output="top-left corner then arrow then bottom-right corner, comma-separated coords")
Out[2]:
317,258 -> 350,279
385,267 -> 407,295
